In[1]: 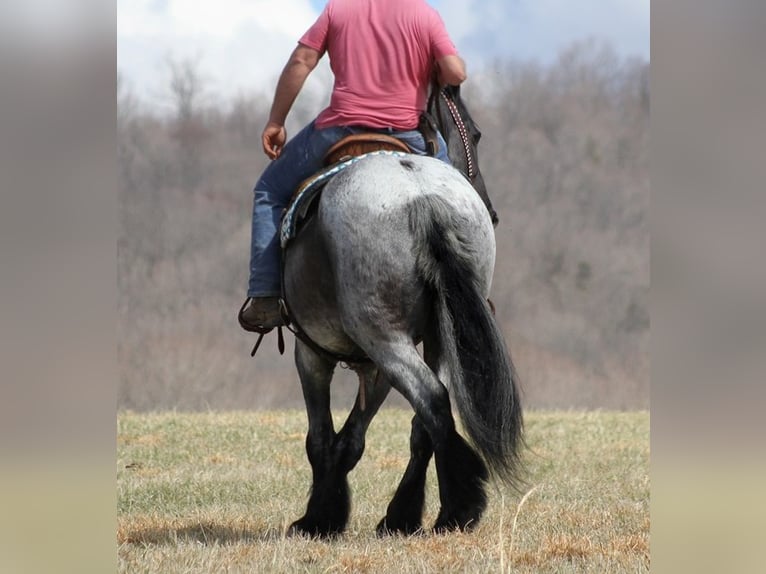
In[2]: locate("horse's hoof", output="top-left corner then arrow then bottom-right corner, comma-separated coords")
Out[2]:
376,517 -> 424,537
286,521 -> 307,539
432,509 -> 481,533
287,517 -> 343,540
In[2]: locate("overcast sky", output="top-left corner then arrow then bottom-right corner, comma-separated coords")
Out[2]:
118,0 -> 649,107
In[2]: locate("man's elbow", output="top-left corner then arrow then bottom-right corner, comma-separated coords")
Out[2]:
450,68 -> 468,85
437,55 -> 467,86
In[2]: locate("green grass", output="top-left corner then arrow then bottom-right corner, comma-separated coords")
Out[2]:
118,409 -> 649,573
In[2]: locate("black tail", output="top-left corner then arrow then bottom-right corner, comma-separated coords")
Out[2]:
410,195 -> 524,488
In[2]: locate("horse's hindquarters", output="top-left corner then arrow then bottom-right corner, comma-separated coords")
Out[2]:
321,154 -> 496,293
284,154 -> 495,358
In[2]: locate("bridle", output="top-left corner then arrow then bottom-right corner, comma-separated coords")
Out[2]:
439,89 -> 478,182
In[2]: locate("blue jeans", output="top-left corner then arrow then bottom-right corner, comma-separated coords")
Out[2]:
247,120 -> 450,297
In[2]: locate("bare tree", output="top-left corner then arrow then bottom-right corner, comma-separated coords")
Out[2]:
167,56 -> 211,190
117,41 -> 650,411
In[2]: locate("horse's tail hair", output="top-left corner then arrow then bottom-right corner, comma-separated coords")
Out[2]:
409,194 -> 524,488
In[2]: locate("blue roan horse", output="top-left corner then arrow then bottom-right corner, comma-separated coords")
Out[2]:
280,87 -> 523,537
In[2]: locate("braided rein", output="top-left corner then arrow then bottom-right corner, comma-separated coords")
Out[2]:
441,90 -> 477,181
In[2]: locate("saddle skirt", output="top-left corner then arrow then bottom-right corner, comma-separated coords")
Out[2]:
280,148 -> 409,248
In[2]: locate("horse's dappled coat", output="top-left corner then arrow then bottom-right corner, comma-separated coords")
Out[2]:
279,153 -> 524,537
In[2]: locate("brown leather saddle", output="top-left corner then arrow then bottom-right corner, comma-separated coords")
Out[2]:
322,133 -> 411,166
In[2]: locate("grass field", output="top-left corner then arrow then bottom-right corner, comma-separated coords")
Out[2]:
117,409 -> 649,573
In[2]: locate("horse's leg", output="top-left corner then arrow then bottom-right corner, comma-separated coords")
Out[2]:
370,341 -> 489,533
377,333 -> 440,536
333,364 -> 391,476
288,341 -> 347,539
376,414 -> 432,535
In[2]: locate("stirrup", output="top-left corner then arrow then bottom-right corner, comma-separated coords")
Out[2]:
249,326 -> 285,357
244,299 -> 291,358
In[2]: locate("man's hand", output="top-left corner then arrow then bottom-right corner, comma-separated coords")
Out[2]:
261,45 -> 321,160
262,122 -> 287,160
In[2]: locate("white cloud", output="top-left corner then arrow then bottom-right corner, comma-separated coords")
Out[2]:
117,0 -> 321,107
117,0 -> 649,108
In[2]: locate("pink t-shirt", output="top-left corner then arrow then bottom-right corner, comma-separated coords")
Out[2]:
299,0 -> 458,130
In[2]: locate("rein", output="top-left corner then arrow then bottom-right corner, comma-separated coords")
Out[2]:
427,83 -> 498,226
440,90 -> 477,181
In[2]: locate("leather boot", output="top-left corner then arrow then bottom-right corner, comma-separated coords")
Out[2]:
238,297 -> 284,331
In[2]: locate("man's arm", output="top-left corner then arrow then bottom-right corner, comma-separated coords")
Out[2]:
435,54 -> 467,87
262,44 -> 322,159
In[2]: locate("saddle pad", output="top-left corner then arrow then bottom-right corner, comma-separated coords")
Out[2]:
280,150 -> 408,248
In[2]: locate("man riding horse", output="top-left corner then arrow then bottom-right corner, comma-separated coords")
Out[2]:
239,0 -> 466,332
236,1 -> 522,538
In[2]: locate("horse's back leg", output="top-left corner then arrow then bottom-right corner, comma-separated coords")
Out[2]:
377,329 -> 440,536
367,339 -> 489,532
377,414 -> 432,535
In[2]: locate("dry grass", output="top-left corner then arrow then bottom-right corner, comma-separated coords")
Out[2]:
118,409 -> 649,573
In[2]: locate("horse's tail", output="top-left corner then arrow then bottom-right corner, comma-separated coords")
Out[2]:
409,194 -> 524,488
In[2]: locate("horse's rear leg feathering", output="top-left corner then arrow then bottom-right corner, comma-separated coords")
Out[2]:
409,194 -> 525,488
